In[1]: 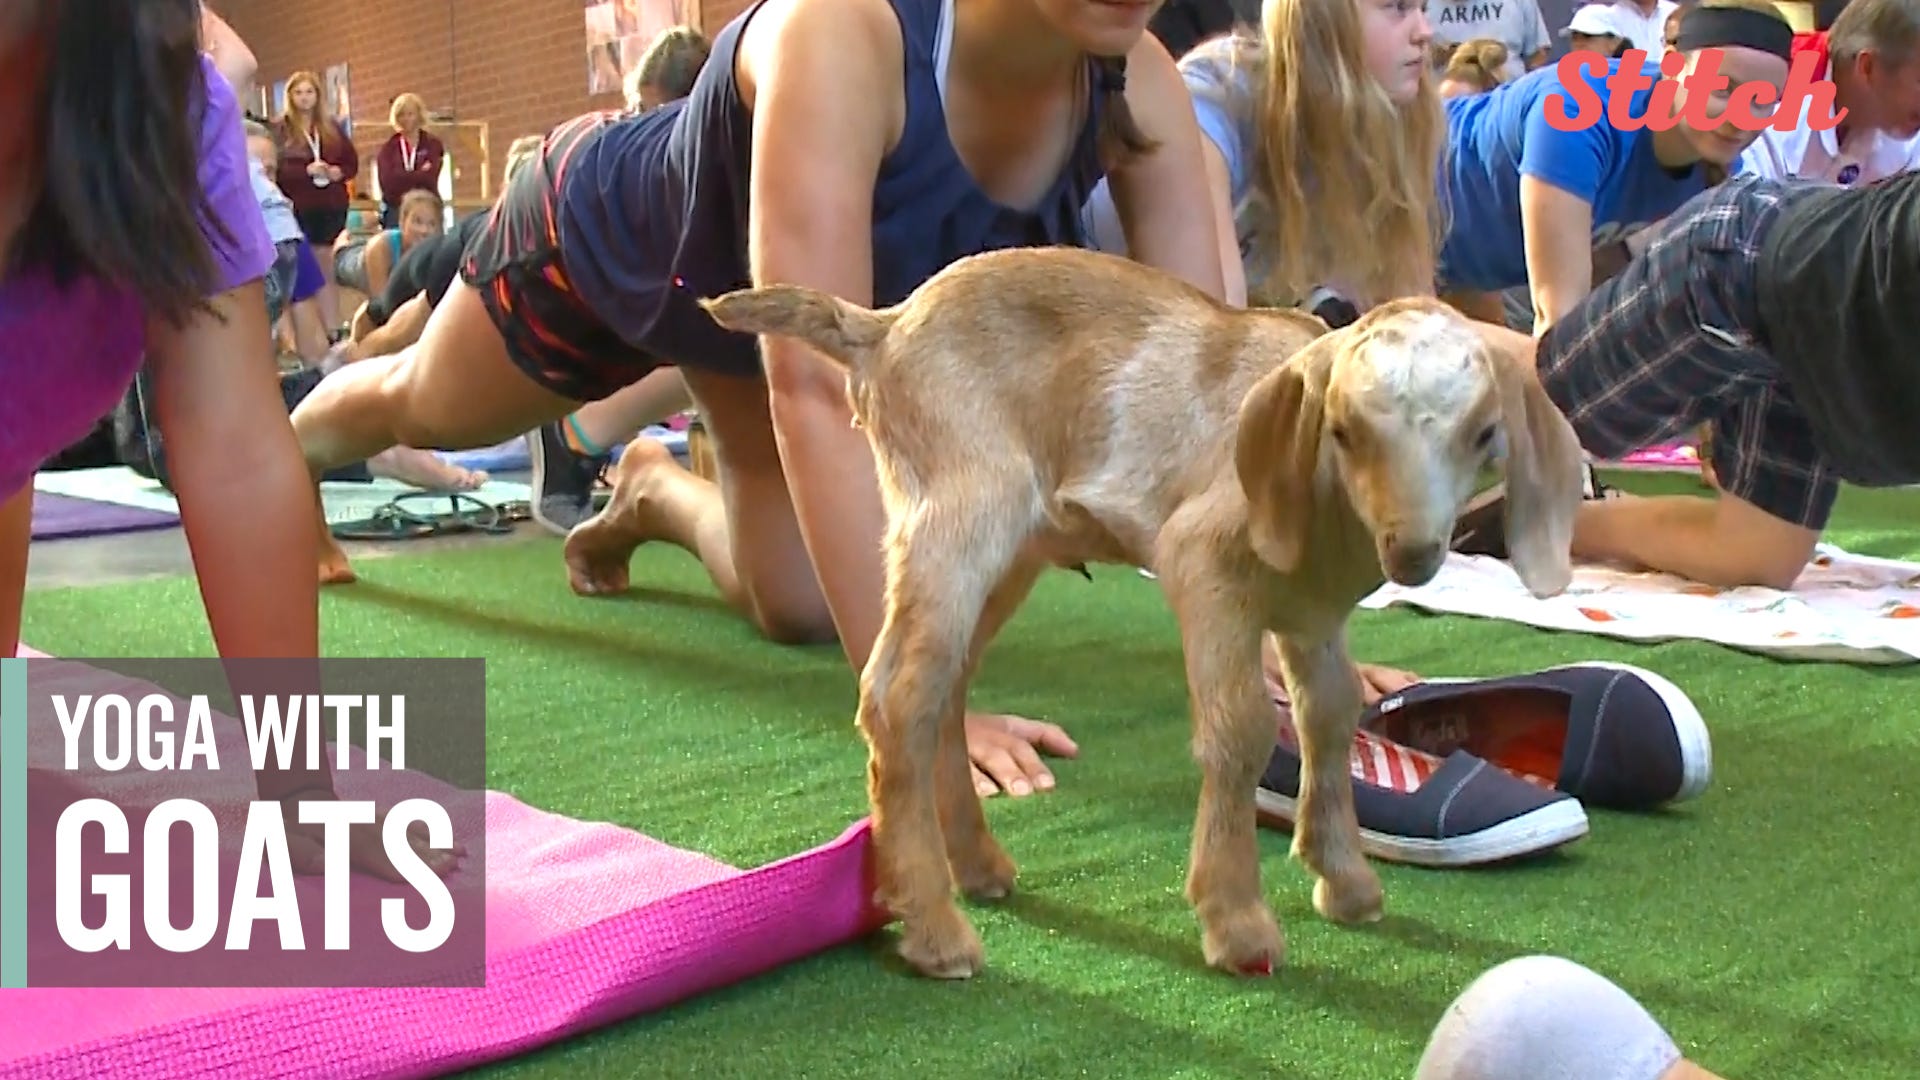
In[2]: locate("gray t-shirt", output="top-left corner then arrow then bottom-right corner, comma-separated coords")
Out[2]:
1426,0 -> 1551,78
1083,35 -> 1279,292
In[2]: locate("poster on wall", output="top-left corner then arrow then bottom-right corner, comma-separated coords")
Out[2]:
324,62 -> 354,135
585,0 -> 690,96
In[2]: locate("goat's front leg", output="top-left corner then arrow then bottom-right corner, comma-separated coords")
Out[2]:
1171,586 -> 1285,976
1275,631 -> 1383,925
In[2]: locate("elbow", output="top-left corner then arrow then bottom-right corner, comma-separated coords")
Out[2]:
764,346 -> 853,417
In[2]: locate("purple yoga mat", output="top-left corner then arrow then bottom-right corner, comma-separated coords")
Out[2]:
0,647 -> 892,1080
31,492 -> 179,540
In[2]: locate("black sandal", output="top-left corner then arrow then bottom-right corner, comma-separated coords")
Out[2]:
330,492 -> 516,541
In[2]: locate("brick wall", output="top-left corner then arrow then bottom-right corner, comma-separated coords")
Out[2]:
216,0 -> 732,209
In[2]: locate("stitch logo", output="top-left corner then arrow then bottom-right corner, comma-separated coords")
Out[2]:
1545,48 -> 1844,133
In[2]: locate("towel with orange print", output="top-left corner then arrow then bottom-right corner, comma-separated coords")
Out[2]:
1362,544 -> 1920,665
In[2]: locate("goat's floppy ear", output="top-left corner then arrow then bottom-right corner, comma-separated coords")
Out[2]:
1235,349 -> 1327,575
1482,334 -> 1584,598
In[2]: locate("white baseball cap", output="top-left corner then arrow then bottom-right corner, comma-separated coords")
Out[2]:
1560,3 -> 1632,37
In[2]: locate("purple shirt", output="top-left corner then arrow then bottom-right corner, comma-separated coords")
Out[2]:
0,54 -> 275,502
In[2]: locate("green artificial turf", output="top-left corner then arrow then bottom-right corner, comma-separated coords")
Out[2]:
22,470 -> 1920,1079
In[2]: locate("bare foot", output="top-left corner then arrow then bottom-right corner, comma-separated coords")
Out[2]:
563,437 -> 677,597
369,447 -> 489,492
320,533 -> 357,585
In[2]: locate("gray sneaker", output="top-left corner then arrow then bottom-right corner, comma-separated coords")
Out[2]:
528,422 -> 608,536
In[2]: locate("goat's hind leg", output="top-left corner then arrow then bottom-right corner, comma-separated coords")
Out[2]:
861,502 -> 1025,979
1165,560 -> 1286,976
1276,632 -> 1383,924
933,558 -> 1045,902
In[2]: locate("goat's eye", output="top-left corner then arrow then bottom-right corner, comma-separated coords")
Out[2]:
1474,424 -> 1498,450
1330,425 -> 1352,449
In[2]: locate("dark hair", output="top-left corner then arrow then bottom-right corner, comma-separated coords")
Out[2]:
15,0 -> 229,326
1094,56 -> 1157,170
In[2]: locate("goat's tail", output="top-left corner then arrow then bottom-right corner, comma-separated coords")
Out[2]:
699,285 -> 893,371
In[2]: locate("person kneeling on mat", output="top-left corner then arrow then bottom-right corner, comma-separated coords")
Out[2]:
1458,168 -> 1920,591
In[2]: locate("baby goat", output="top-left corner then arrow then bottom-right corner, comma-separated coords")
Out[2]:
702,247 -> 1583,980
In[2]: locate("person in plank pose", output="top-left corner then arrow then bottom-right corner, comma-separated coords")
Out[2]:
288,0 -> 1230,799
1463,164 -> 1920,589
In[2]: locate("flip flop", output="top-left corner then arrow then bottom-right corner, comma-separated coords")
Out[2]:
330,503 -> 440,541
330,493 -> 515,541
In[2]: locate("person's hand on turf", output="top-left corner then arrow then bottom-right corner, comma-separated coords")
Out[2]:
281,791 -> 467,884
1356,662 -> 1420,705
966,712 -> 1079,798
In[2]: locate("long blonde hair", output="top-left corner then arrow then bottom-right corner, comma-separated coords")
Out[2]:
278,69 -> 337,149
1246,0 -> 1447,307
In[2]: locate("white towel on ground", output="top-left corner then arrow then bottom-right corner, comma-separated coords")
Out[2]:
1361,544 -> 1920,665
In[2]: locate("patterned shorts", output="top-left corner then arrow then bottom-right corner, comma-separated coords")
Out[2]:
460,111 -> 664,404
1535,177 -> 1837,531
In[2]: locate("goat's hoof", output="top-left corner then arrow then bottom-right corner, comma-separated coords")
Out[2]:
1201,903 -> 1286,978
1313,869 -> 1385,925
899,907 -> 986,980
951,841 -> 1018,901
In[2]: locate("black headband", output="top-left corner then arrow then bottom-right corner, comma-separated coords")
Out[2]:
1674,6 -> 1796,60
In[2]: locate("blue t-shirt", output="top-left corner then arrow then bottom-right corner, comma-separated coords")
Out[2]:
1438,58 -> 1707,292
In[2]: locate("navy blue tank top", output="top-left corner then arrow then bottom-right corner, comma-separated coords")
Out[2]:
556,0 -> 1110,376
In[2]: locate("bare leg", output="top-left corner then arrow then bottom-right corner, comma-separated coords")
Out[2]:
290,299 -> 329,361
367,447 -> 488,491
292,279 -> 580,582
312,245 -> 341,330
0,487 -> 29,659
563,367 -> 832,641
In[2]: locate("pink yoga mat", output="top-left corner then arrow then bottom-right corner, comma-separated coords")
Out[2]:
1610,442 -> 1702,470
2,646 -> 891,1080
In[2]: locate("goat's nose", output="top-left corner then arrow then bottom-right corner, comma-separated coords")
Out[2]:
1381,537 -> 1446,586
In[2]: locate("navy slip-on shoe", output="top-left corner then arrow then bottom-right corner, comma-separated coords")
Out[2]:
1364,662 -> 1711,812
1257,715 -> 1589,868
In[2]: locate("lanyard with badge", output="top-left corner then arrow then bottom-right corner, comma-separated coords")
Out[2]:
399,134 -> 419,172
307,127 -> 330,188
